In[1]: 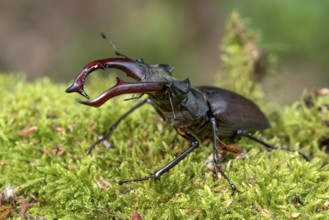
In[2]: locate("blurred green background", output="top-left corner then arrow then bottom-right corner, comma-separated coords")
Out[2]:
1,0 -> 328,103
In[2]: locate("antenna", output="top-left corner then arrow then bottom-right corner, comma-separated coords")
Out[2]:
168,93 -> 177,120
100,32 -> 129,58
165,82 -> 177,120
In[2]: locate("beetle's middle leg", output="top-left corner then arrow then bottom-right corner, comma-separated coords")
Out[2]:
210,117 -> 237,194
86,98 -> 149,154
119,128 -> 200,185
236,130 -> 309,161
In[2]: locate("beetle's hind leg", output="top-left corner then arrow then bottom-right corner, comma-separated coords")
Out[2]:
236,130 -> 309,161
86,98 -> 149,154
210,117 -> 237,194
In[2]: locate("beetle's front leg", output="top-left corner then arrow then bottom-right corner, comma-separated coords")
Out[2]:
119,128 -> 199,185
86,98 -> 150,154
210,117 -> 237,194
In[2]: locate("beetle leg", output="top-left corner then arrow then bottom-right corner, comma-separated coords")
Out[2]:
86,98 -> 150,154
236,130 -> 309,161
219,143 -> 246,159
210,117 -> 237,194
216,141 -> 247,165
119,128 -> 200,185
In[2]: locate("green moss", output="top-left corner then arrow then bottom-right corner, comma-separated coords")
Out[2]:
1,13 -> 329,219
216,12 -> 274,99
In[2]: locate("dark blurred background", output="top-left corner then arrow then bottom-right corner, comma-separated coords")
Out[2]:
1,0 -> 328,103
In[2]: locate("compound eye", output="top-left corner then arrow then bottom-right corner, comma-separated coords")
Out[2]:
136,58 -> 144,63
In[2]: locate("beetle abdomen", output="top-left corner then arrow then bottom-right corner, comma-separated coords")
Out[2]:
197,86 -> 270,136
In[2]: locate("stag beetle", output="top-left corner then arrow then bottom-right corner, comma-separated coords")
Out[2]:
66,34 -> 308,193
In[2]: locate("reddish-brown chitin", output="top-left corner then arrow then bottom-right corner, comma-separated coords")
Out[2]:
66,58 -> 167,106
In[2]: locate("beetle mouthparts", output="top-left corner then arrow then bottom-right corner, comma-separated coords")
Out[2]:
65,82 -> 90,99
71,77 -> 168,107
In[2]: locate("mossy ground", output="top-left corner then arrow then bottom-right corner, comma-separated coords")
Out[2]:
1,13 -> 329,220
0,74 -> 328,219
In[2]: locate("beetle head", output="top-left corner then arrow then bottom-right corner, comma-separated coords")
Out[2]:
65,58 -> 169,107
